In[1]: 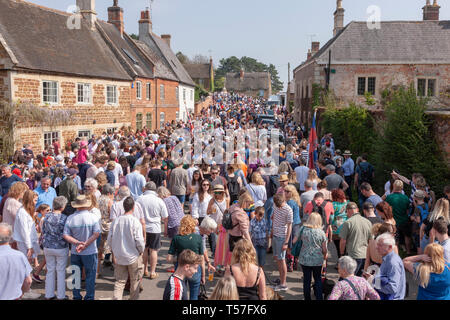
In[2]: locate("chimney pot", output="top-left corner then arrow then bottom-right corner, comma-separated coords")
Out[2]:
333,0 -> 345,36
423,0 -> 440,20
108,1 -> 124,37
139,8 -> 152,40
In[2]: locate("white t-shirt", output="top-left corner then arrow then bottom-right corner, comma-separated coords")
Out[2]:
136,191 -> 168,234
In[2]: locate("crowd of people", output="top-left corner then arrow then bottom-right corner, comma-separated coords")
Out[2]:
0,92 -> 449,301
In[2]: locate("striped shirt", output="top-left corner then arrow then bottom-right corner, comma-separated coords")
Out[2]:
163,274 -> 188,300
272,204 -> 293,238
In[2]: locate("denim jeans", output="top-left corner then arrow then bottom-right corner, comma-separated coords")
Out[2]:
301,265 -> 323,300
70,253 -> 98,300
208,232 -> 217,259
255,245 -> 267,267
186,265 -> 202,300
175,195 -> 185,204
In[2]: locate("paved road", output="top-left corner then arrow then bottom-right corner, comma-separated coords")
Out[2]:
28,227 -> 418,300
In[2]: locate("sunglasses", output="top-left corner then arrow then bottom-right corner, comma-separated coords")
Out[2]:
214,192 -> 224,195
202,184 -> 210,187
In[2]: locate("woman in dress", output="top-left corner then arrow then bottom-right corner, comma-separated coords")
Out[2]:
284,184 -> 301,271
207,185 -> 230,271
97,183 -> 115,269
328,256 -> 380,300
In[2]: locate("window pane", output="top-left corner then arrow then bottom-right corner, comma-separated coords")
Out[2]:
357,77 -> 366,95
417,79 -> 426,96
160,85 -> 165,100
427,79 -> 436,97
160,112 -> 165,129
367,77 -> 376,95
146,83 -> 150,100
146,113 -> 152,129
136,113 -> 143,130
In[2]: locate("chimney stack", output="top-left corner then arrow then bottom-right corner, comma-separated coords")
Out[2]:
423,0 -> 440,21
139,7 -> 152,40
161,34 -> 171,48
108,0 -> 124,37
307,49 -> 312,60
311,42 -> 320,55
333,0 -> 345,36
77,0 -> 97,30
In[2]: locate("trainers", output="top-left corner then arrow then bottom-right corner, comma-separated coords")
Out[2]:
274,284 -> 288,292
22,290 -> 41,300
32,273 -> 43,283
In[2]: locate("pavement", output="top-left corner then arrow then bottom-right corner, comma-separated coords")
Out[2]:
27,227 -> 418,300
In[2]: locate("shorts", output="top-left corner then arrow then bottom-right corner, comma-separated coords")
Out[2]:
145,233 -> 161,250
272,236 -> 287,261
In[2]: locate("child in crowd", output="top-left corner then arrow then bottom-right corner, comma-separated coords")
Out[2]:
209,276 -> 239,300
250,206 -> 268,268
163,249 -> 202,300
32,204 -> 51,283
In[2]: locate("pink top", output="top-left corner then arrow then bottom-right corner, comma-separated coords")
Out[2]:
328,276 -> 380,300
73,148 -> 87,164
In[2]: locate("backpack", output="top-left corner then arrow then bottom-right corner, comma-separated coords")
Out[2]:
312,200 -> 331,231
226,174 -> 240,198
416,203 -> 429,226
222,209 -> 239,230
359,164 -> 372,184
267,175 -> 280,198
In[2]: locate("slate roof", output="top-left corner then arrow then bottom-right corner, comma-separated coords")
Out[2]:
134,39 -> 179,82
225,72 -> 271,91
135,33 -> 195,87
296,20 -> 450,71
0,0 -> 131,80
183,63 -> 211,79
97,20 -> 154,79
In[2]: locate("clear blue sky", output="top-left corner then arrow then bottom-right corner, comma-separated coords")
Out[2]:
29,0 -> 450,91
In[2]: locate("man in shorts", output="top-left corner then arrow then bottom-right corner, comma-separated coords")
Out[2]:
136,182 -> 168,279
270,193 -> 293,292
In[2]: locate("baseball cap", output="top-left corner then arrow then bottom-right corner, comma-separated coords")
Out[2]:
414,190 -> 426,200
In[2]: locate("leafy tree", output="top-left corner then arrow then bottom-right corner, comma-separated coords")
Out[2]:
214,76 -> 225,92
374,85 -> 450,196
129,34 -> 139,40
215,56 -> 283,92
